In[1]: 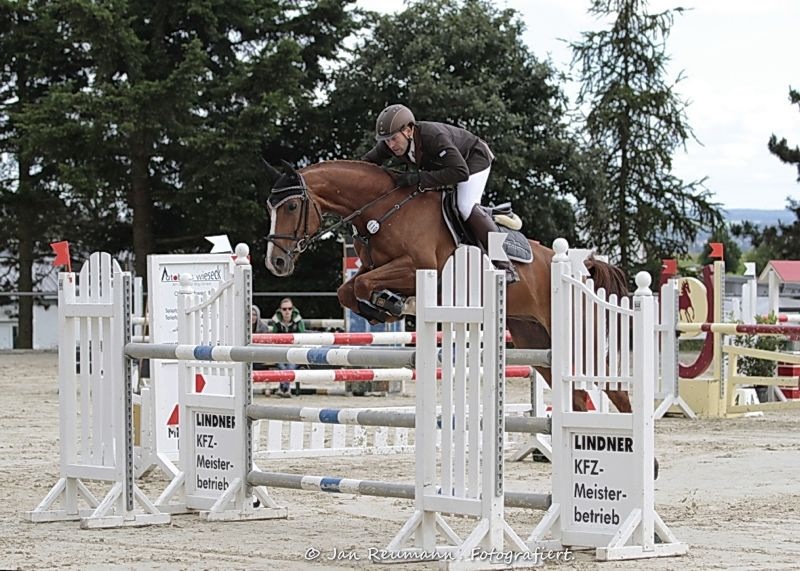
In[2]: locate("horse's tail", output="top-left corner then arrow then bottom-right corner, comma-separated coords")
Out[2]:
584,256 -> 629,300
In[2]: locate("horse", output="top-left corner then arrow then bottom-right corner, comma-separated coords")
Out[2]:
678,280 -> 695,322
263,160 -> 632,413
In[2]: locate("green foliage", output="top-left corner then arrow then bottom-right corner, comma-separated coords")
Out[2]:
768,87 -> 800,180
571,0 -> 724,274
325,0 -> 601,246
731,198 -> 800,262
0,0 -> 92,262
0,0 -> 100,346
731,89 -> 800,263
4,0 -> 359,279
733,314 -> 789,378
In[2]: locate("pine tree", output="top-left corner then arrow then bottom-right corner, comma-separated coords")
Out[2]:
571,0 -> 723,272
0,0 -> 91,347
768,88 -> 800,180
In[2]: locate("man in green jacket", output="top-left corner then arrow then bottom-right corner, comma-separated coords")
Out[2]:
269,297 -> 305,396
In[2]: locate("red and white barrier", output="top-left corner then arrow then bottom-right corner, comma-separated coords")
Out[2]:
252,330 -> 513,345
252,365 -> 534,383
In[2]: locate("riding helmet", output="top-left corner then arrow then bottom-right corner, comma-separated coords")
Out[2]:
375,104 -> 415,141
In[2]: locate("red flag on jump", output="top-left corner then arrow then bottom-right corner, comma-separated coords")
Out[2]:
50,241 -> 72,273
709,242 -> 724,260
661,259 -> 678,277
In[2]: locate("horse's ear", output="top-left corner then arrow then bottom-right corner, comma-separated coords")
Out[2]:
280,159 -> 296,174
260,157 -> 281,185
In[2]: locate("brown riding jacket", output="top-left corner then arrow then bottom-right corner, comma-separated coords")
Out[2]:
361,121 -> 494,189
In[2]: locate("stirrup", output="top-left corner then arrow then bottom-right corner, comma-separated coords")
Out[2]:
498,262 -> 519,285
505,267 -> 519,285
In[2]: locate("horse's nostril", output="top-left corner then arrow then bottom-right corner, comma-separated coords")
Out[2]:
274,258 -> 285,268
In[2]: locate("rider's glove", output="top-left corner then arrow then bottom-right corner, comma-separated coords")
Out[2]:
393,170 -> 420,188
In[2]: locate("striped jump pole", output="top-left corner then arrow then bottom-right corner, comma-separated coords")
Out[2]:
777,314 -> 800,324
247,471 -> 551,511
252,330 -> 514,345
126,343 -> 417,367
247,404 -> 551,435
252,365 -> 535,383
677,322 -> 800,337
125,343 -> 551,368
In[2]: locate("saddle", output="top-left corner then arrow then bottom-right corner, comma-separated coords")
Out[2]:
441,192 -> 533,263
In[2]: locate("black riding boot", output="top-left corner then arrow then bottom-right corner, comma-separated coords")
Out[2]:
464,204 -> 519,284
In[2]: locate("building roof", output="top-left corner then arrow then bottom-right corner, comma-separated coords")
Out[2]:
758,260 -> 800,284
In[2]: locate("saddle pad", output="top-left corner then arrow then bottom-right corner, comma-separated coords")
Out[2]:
440,193 -> 533,264
499,227 -> 533,263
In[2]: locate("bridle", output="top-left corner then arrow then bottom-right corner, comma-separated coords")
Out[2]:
266,173 -> 322,257
266,169 -> 413,260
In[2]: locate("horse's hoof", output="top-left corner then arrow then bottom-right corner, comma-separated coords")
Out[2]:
402,296 -> 416,316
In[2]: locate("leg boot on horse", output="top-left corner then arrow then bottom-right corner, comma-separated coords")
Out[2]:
464,204 -> 519,284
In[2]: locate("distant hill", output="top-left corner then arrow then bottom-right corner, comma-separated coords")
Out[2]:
724,208 -> 796,227
689,208 -> 796,252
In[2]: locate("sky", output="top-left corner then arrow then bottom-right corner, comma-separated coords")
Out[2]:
356,0 -> 799,211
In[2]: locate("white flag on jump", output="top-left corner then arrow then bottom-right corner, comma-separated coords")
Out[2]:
205,234 -> 233,253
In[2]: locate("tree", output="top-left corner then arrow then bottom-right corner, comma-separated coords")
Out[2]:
23,0 -> 359,278
732,198 -> 800,264
571,0 -> 723,273
731,88 -> 800,264
2,1 -> 361,343
324,0 -> 601,246
768,87 -> 800,181
0,0 -> 92,348
734,88 -> 800,260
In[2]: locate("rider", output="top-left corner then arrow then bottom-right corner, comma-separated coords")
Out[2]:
361,104 -> 519,283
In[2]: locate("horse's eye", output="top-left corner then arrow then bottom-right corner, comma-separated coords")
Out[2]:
287,202 -> 297,212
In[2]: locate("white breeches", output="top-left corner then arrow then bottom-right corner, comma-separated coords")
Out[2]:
456,166 -> 490,219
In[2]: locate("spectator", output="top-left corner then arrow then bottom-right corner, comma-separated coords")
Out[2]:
251,305 -> 270,334
251,305 -> 270,372
270,298 -> 305,397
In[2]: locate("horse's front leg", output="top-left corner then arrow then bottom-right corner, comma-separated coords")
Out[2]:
351,256 -> 419,322
337,269 -> 367,322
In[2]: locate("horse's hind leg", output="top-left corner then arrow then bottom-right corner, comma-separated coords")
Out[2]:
603,389 -> 632,414
507,317 -> 599,413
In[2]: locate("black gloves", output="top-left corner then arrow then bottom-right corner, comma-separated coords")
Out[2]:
387,169 -> 419,187
397,171 -> 420,188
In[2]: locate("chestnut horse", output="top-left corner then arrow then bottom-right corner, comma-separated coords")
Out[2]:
264,160 -> 631,413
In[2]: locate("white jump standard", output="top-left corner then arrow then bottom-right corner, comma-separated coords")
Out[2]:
26,239 -> 687,567
528,239 -> 687,560
22,252 -> 169,529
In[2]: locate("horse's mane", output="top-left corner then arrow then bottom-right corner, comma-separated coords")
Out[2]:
302,159 -> 390,179
585,256 -> 630,300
